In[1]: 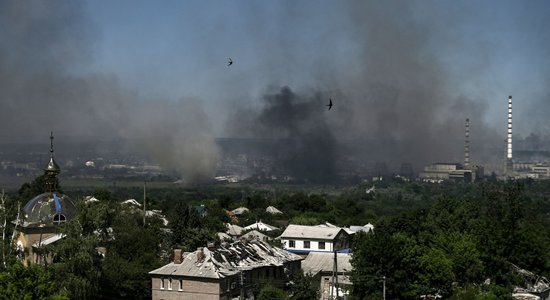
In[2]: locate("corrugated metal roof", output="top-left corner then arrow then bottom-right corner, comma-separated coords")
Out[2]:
265,206 -> 283,214
279,224 -> 346,240
241,230 -> 269,241
149,240 -> 302,279
32,234 -> 65,247
302,252 -> 352,275
231,207 -> 249,215
243,221 -> 278,232
217,232 -> 231,241
226,223 -> 244,236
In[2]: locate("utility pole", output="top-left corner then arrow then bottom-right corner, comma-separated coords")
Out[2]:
240,270 -> 245,300
0,190 -> 6,268
335,250 -> 339,299
143,181 -> 146,227
382,275 -> 386,300
331,249 -> 335,299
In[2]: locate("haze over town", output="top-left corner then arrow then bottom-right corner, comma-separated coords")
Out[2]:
5,2 -> 550,300
2,0 -> 550,182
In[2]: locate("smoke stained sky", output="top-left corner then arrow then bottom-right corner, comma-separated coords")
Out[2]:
2,0 -> 550,179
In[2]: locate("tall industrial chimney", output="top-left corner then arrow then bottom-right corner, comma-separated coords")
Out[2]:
506,95 -> 513,174
464,118 -> 470,169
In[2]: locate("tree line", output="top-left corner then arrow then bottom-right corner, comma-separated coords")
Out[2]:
1,176 -> 550,299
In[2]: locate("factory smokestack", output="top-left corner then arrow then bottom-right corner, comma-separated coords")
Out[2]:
464,118 -> 470,169
506,95 -> 513,174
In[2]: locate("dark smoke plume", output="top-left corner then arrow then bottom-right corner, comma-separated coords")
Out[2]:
254,87 -> 337,182
225,1 -> 503,174
0,1 -> 218,183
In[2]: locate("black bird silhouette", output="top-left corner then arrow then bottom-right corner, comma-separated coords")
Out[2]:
326,98 -> 333,110
227,58 -> 233,66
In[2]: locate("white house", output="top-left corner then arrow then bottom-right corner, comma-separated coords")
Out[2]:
279,224 -> 350,254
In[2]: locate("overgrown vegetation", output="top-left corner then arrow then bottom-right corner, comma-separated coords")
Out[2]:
1,177 -> 550,299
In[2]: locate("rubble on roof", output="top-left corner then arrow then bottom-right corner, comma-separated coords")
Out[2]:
512,264 -> 550,300
149,240 -> 302,279
241,230 -> 270,242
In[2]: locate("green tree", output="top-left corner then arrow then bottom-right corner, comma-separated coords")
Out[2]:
431,231 -> 483,286
51,219 -> 102,300
351,229 -> 423,299
257,285 -> 288,300
0,262 -> 69,300
417,247 -> 454,297
100,209 -> 163,299
290,271 -> 319,300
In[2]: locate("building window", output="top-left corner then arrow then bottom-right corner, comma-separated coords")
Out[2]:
304,241 -> 310,248
53,213 -> 66,225
178,279 -> 183,291
160,278 -> 165,290
168,278 -> 172,290
289,240 -> 295,248
318,241 -> 325,249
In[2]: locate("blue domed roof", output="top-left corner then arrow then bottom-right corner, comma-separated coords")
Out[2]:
23,192 -> 76,227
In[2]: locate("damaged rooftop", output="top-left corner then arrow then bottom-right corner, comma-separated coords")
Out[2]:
149,240 -> 302,279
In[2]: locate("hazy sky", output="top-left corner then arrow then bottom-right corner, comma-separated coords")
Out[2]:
81,0 -> 550,135
2,0 -> 550,180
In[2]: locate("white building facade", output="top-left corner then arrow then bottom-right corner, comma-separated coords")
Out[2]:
279,224 -> 350,254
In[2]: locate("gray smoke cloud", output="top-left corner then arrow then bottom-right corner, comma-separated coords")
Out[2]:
240,86 -> 337,182
5,0 -> 545,183
225,1 -> 503,175
0,1 -> 219,183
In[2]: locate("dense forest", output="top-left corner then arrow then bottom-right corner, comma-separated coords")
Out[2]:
1,177 -> 550,299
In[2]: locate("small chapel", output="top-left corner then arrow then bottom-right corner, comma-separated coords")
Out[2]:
14,133 -> 76,265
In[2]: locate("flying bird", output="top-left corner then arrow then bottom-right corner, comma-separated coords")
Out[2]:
326,98 -> 333,110
227,58 -> 233,66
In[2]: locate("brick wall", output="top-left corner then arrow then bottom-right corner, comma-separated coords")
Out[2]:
151,276 -> 221,300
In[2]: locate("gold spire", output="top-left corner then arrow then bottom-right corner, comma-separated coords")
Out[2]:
44,132 -> 60,193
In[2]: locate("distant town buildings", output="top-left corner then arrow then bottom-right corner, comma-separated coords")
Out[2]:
418,162 -> 484,183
